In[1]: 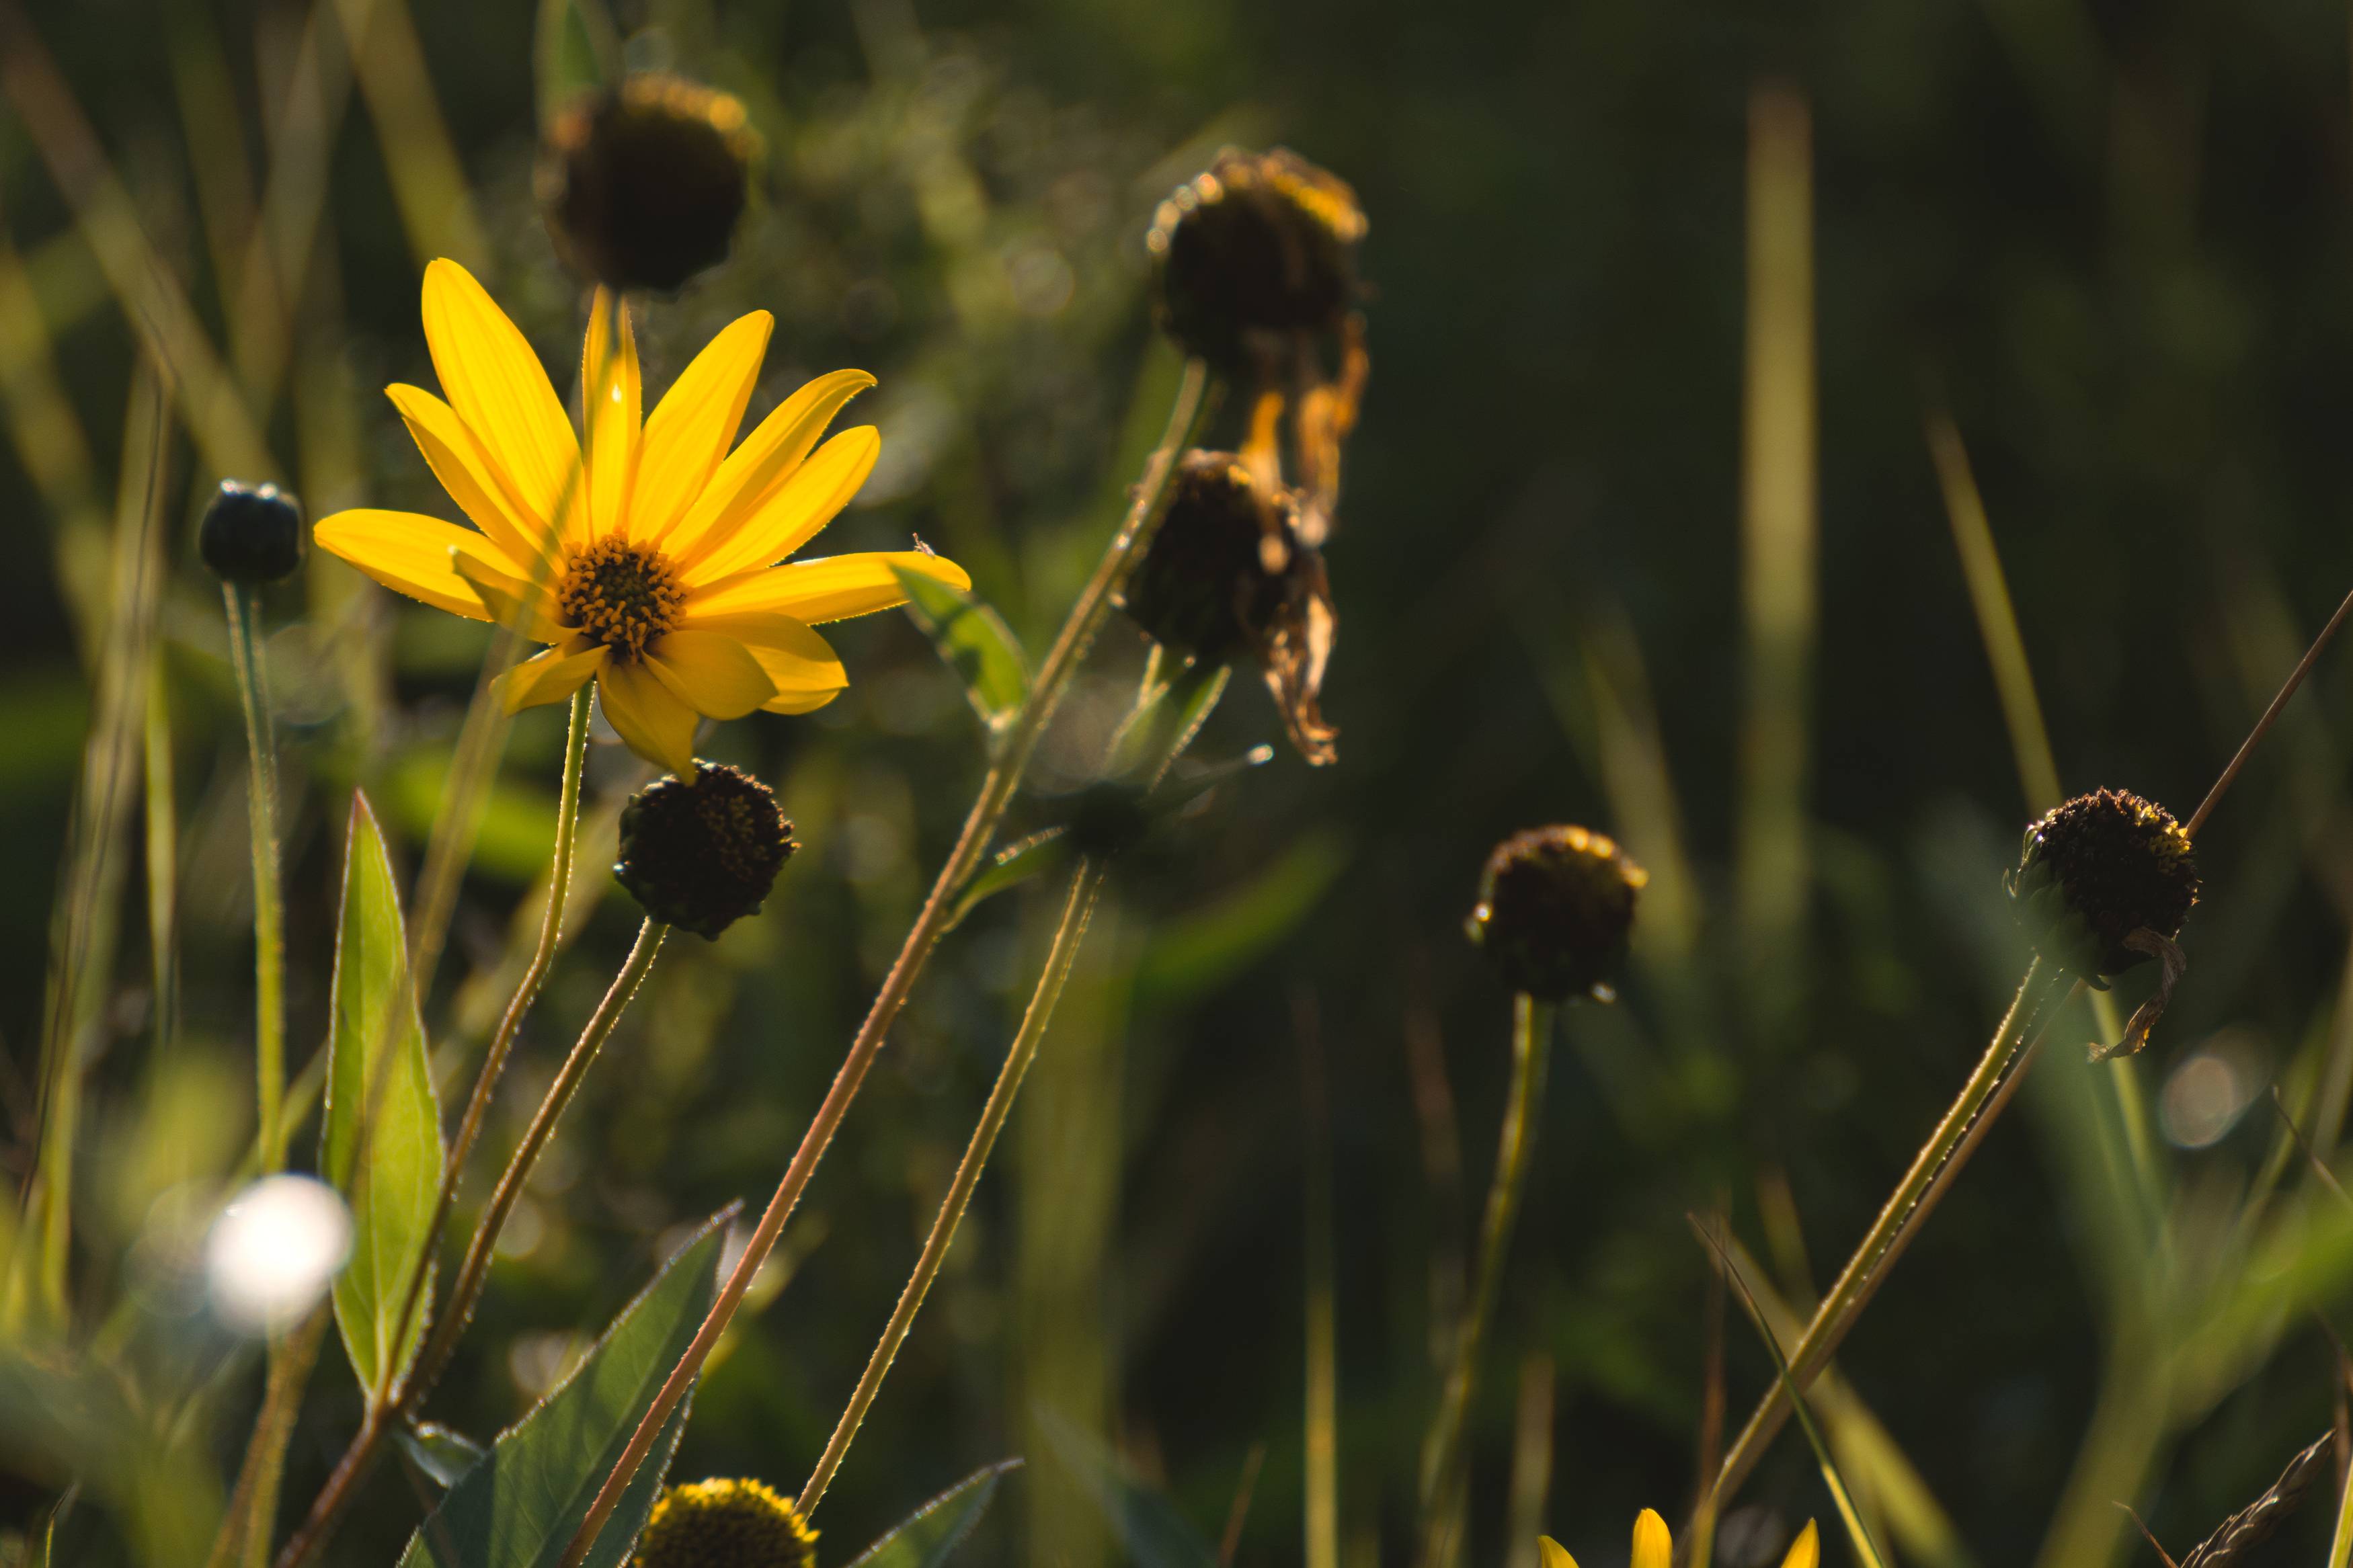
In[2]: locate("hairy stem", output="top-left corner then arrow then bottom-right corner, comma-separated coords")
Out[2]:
225,581 -> 286,1169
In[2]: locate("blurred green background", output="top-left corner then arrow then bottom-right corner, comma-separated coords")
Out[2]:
11,0 -> 2353,1563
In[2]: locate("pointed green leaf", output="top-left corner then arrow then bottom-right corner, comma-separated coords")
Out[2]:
398,1423 -> 488,1492
894,567 -> 1031,737
534,0 -> 618,130
399,1209 -> 734,1568
945,829 -> 1072,932
845,1460 -> 1021,1568
321,794 -> 445,1399
1035,1407 -> 1218,1568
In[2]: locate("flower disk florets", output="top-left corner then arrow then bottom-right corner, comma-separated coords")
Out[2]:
1148,147 -> 1365,371
633,1477 -> 816,1568
541,73 -> 756,294
559,536 -> 682,660
200,480 -> 307,585
2008,788 -> 2198,980
614,764 -> 797,940
1468,826 -> 1646,1003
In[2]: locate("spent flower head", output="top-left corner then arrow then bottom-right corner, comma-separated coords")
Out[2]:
2009,787 -> 2198,981
200,479 -> 306,585
312,261 -> 968,774
633,1477 -> 816,1568
615,764 -> 797,939
542,74 -> 758,294
1469,825 -> 1646,1003
1148,147 -> 1365,373
1121,450 -> 1339,765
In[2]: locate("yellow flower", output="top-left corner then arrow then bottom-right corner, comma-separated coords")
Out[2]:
1540,1510 -> 1818,1568
315,259 -> 971,774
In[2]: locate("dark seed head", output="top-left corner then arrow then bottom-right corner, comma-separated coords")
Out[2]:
541,74 -> 756,294
1147,147 -> 1365,372
1468,826 -> 1646,1003
614,764 -> 797,940
633,1477 -> 817,1568
200,480 -> 306,585
2009,788 -> 2198,979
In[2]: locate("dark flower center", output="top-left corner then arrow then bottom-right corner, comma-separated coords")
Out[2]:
559,535 -> 682,659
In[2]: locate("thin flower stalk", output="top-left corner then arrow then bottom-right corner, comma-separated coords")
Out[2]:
204,1305 -> 328,1568
223,579 -> 288,1169
560,356 -> 1217,1568
1419,993 -> 1555,1568
797,859 -> 1107,1515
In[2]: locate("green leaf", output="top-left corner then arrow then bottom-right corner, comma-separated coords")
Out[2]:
894,567 -> 1031,738
321,794 -> 446,1401
945,829 -> 1072,932
844,1460 -> 1021,1568
1035,1408 -> 1218,1568
399,1210 -> 733,1568
398,1423 -> 488,1492
533,0 -> 618,129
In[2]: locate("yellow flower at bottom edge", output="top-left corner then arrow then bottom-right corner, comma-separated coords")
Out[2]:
1540,1510 -> 1819,1568
315,258 -> 971,775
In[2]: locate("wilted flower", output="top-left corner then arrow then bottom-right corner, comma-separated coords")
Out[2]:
1147,146 -> 1365,374
1541,1511 -> 1817,1568
633,1477 -> 816,1568
1468,825 -> 1646,1002
1121,450 -> 1338,765
615,764 -> 797,939
204,1174 -> 352,1333
2008,788 -> 2198,982
200,479 -> 306,585
542,74 -> 757,294
312,260 -> 968,774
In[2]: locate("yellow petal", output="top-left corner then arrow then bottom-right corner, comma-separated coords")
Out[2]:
1631,1511 -> 1672,1568
684,550 -> 972,626
1538,1539 -> 1579,1568
642,628 -> 776,720
582,288 -> 641,540
449,548 -> 565,643
596,659 -> 699,776
500,638 -> 608,714
760,686 -> 842,716
385,384 -> 559,572
629,311 -> 775,546
314,508 -> 523,622
1779,1522 -> 1819,1568
420,258 -> 587,547
678,425 -> 880,587
662,368 -> 875,566
680,611 -> 847,698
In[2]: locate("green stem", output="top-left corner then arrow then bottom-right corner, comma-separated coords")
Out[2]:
1417,993 -> 1554,1568
797,861 -> 1105,1516
1704,956 -> 2067,1516
202,1305 -> 328,1568
382,686 -> 591,1402
225,581 -> 286,1169
270,919 -> 668,1568
560,356 -> 1217,1568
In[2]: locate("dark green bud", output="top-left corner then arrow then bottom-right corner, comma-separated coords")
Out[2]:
541,74 -> 756,294
614,764 -> 795,940
1468,826 -> 1646,1003
200,480 -> 305,585
1147,147 -> 1365,371
2008,788 -> 2198,983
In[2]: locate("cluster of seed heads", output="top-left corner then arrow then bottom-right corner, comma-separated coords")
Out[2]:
559,536 -> 682,659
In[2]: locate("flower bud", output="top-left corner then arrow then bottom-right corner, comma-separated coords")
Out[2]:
2008,788 -> 2198,981
1147,147 -> 1365,371
1468,826 -> 1646,1003
1121,450 -> 1339,765
541,74 -> 756,294
200,480 -> 305,585
614,764 -> 797,939
633,1477 -> 816,1568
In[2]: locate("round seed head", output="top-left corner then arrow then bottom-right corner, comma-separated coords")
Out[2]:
1147,147 -> 1365,370
614,764 -> 797,940
200,480 -> 306,585
1468,825 -> 1646,1002
633,1477 -> 817,1568
2009,787 -> 2198,980
541,74 -> 756,294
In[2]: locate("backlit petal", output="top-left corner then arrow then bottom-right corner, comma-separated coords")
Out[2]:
760,686 -> 842,716
385,384 -> 559,571
582,288 -> 641,540
500,638 -> 607,713
315,508 -> 522,622
643,628 -> 776,720
596,659 -> 699,776
680,611 -> 847,697
678,426 -> 880,587
662,368 -> 874,566
420,258 -> 587,546
1538,1540 -> 1579,1568
449,549 -> 565,643
1631,1512 -> 1672,1568
1778,1522 -> 1819,1568
684,550 -> 973,626
629,311 -> 775,545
